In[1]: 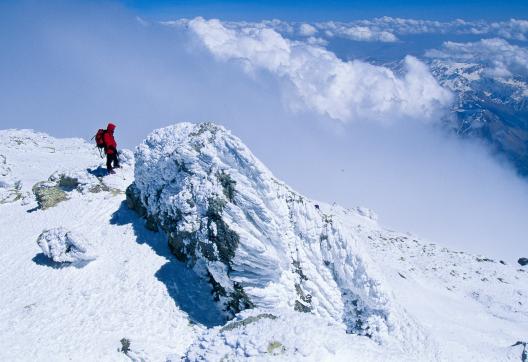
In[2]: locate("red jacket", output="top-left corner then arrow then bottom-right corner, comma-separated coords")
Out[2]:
104,123 -> 117,155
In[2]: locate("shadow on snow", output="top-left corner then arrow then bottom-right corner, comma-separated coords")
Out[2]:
110,201 -> 226,328
86,166 -> 108,178
32,253 -> 92,269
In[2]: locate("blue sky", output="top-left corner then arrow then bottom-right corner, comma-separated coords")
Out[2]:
122,0 -> 528,21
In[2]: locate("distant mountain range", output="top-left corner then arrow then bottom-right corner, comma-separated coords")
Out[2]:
429,60 -> 528,176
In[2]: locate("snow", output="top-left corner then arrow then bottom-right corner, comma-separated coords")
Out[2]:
181,308 -> 400,361
0,130 -> 200,361
0,125 -> 527,361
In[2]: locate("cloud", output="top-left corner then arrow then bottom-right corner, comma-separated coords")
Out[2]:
426,38 -> 528,78
305,36 -> 328,46
350,17 -> 528,41
172,17 -> 528,45
491,19 -> 528,41
316,21 -> 398,42
340,26 -> 398,42
298,23 -> 317,37
186,17 -> 453,123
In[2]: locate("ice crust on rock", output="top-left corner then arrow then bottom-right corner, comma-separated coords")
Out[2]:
37,227 -> 95,264
132,122 -> 425,346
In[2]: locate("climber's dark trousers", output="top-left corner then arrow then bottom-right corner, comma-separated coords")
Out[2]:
106,153 -> 119,171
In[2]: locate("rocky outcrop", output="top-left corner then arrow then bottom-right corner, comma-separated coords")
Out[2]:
32,181 -> 69,210
128,122 -> 424,345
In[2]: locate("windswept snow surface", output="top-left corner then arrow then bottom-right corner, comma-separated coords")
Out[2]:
0,126 -> 527,361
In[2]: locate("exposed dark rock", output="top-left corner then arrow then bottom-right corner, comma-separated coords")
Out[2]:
119,338 -> 131,355
294,300 -> 312,313
225,283 -> 254,315
217,170 -> 236,202
126,181 -> 245,316
126,183 -> 158,232
476,257 -> 495,263
220,313 -> 277,332
56,175 -> 79,191
125,183 -> 147,218
206,197 -> 239,266
511,341 -> 527,362
292,260 -> 308,281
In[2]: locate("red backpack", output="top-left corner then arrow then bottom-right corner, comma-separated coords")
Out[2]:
95,129 -> 106,149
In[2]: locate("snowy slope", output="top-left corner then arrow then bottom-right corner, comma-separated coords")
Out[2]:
0,130 -> 208,361
0,126 -> 527,361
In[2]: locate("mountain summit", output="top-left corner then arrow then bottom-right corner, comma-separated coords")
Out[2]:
0,125 -> 526,361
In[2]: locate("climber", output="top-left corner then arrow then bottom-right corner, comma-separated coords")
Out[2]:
103,122 -> 120,174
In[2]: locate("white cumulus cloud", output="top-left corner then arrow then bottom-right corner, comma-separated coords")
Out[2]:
353,17 -> 528,41
166,17 -> 528,45
426,38 -> 528,78
316,21 -> 398,42
298,23 -> 317,37
169,17 -> 528,45
490,19 -> 528,41
187,17 -> 453,123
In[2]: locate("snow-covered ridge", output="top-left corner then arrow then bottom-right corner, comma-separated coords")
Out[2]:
0,129 -> 98,203
1,127 -> 527,360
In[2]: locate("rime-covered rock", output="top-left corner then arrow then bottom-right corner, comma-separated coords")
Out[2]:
130,122 -> 426,346
36,227 -> 95,264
